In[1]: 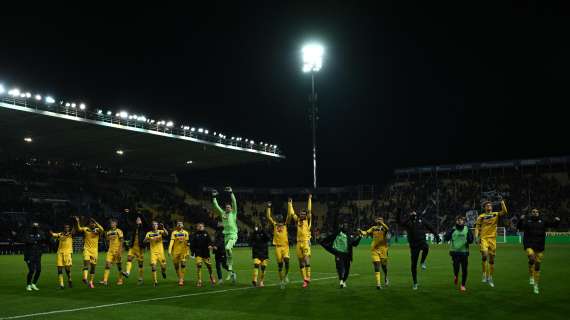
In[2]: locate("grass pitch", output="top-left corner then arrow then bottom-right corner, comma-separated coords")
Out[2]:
1,244 -> 569,319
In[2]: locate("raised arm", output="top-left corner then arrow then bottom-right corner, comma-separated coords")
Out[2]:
266,204 -> 276,226
288,198 -> 298,222
212,197 -> 224,217
517,216 -> 526,231
360,226 -> 374,237
231,192 -> 237,215
307,194 -> 313,227
91,219 -> 104,233
499,200 -> 508,216
74,216 -> 82,232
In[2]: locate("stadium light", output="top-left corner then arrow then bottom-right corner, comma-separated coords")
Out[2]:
119,111 -> 128,119
106,111 -> 112,115
8,88 -> 20,96
25,92 -> 32,98
190,127 -> 196,132
302,41 -> 324,188
24,137 -> 33,143
116,149 -> 124,155
71,103 -> 76,108
97,109 -> 103,114
0,84 -> 4,94
79,103 -> 86,110
166,121 -> 173,127
65,102 -> 71,107
20,93 -> 26,98
45,96 -> 55,104
186,160 -> 193,165
34,94 -> 42,101
138,116 -> 147,122
198,128 -> 204,133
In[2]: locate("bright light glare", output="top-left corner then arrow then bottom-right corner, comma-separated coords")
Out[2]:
0,85 -> 5,94
302,43 -> 324,73
119,111 -> 128,119
35,94 -> 42,101
24,137 -> 33,143
8,88 -> 20,96
116,150 -> 124,155
79,103 -> 86,110
45,96 -> 55,104
166,121 -> 173,127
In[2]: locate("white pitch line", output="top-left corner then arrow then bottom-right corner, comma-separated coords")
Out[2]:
0,274 -> 359,320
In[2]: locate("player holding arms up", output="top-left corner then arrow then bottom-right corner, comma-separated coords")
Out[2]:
123,215 -> 146,285
266,201 -> 291,288
474,199 -> 507,287
144,221 -> 168,287
517,209 -> 560,294
190,222 -> 215,287
289,194 -> 312,288
359,216 -> 390,289
74,216 -> 104,288
49,223 -> 74,289
212,187 -> 238,283
100,219 -> 124,286
169,220 -> 190,286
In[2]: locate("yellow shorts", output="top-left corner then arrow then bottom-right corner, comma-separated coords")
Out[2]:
371,246 -> 388,262
275,246 -> 290,263
172,251 -> 189,265
56,252 -> 72,267
480,238 -> 496,256
296,241 -> 311,258
253,258 -> 269,266
526,248 -> 544,263
196,256 -> 211,266
128,246 -> 144,262
105,250 -> 122,264
150,251 -> 166,266
83,250 -> 98,264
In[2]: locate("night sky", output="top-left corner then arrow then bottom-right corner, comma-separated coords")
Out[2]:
1,2 -> 569,187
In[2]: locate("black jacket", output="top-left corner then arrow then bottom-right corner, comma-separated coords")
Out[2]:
22,228 -> 47,261
517,217 -> 559,252
398,213 -> 439,248
250,229 -> 270,260
191,230 -> 212,258
320,230 -> 361,261
213,228 -> 225,256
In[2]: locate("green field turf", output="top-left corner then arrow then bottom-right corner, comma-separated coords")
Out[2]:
0,244 -> 569,319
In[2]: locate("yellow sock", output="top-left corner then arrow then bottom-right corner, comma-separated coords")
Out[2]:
306,266 -> 311,280
197,267 -> 202,282
375,272 -> 381,286
103,269 -> 110,282
300,267 -> 306,279
482,261 -> 487,275
83,269 -> 88,280
58,274 -> 64,287
89,273 -> 94,282
138,267 -> 144,279
253,268 -> 259,282
489,263 -> 495,276
152,271 -> 157,283
126,261 -> 132,274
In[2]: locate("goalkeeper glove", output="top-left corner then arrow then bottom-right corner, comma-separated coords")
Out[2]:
211,189 -> 219,197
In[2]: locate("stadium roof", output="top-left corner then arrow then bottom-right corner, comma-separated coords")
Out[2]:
0,100 -> 285,172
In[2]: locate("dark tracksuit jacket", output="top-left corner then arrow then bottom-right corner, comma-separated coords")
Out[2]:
517,217 -> 559,252
251,229 -> 270,260
190,230 -> 212,259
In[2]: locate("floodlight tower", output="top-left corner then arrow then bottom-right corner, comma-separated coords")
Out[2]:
302,43 -> 324,189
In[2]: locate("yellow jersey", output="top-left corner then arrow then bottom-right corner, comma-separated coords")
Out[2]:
146,230 -> 166,253
476,201 -> 508,239
52,232 -> 73,254
362,223 -> 389,249
289,197 -> 312,242
169,229 -> 189,254
106,228 -> 123,251
266,207 -> 290,246
79,226 -> 104,252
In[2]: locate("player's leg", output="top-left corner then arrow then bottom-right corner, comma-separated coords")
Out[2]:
196,257 -> 203,287
381,257 -> 389,285
32,258 -> 41,289
452,254 -> 460,285
205,258 -> 215,285
160,257 -> 167,279
304,245 -> 312,282
151,263 -> 158,286
372,249 -> 382,288
532,251 -> 543,294
480,239 -> 489,282
82,258 -> 89,284
487,241 -> 496,287
57,266 -> 65,289
25,260 -> 34,290
335,255 -> 345,288
116,260 -> 124,285
460,255 -> 468,290
420,243 -> 429,270
259,260 -> 267,287
172,256 -> 180,283
65,264 -> 72,288
526,248 -> 536,285
252,259 -> 260,287
297,243 -> 306,280
343,256 -> 351,284
225,236 -> 237,280
276,247 -> 284,282
88,256 -> 97,288
137,255 -> 144,285
410,247 -> 420,289
125,254 -> 134,277
214,253 -> 224,282
101,258 -> 112,286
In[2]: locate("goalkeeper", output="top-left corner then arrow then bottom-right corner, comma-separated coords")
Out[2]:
212,186 -> 238,283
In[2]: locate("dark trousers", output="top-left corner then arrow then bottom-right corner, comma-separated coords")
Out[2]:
214,251 -> 228,280
451,253 -> 468,286
335,254 -> 351,281
410,243 -> 429,284
25,256 -> 42,285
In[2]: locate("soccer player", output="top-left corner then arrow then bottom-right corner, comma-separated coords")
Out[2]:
49,223 -> 74,289
23,222 -> 47,291
517,208 -> 560,294
359,216 -> 390,289
212,221 -> 229,285
443,215 -> 474,292
190,222 -> 215,287
74,216 -> 104,288
474,199 -> 508,287
250,224 -> 270,287
321,220 -> 361,288
144,221 -> 168,287
100,219 -> 124,286
168,220 -> 190,286
266,201 -> 291,288
397,209 -> 440,290
288,194 -> 312,288
212,187 -> 238,283
123,215 -> 146,285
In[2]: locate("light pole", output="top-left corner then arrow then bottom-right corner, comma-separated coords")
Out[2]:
302,43 -> 324,189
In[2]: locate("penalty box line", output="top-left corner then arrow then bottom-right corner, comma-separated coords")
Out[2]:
1,274 -> 359,320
